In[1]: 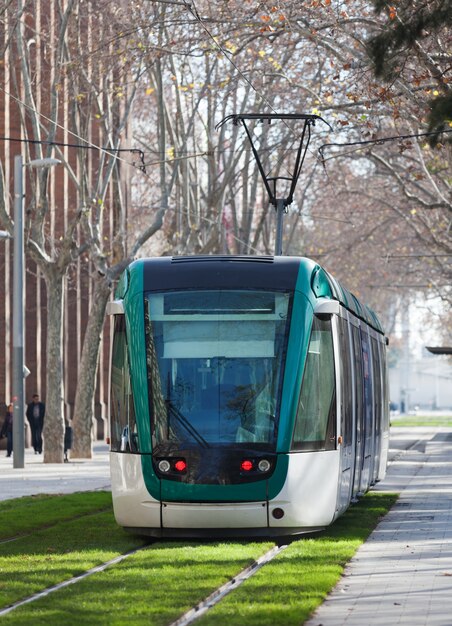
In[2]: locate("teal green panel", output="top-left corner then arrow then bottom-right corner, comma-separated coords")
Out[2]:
141,454 -> 289,502
323,271 -> 342,300
113,259 -> 161,497
115,265 -> 130,299
123,262 -> 153,456
123,259 -> 144,299
366,304 -> 383,332
276,295 -> 314,454
349,292 -> 364,319
322,265 -> 385,335
276,262 -> 315,454
311,266 -> 333,298
336,282 -> 349,307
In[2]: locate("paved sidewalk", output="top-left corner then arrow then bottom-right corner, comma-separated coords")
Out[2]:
306,427 -> 452,626
0,443 -> 110,501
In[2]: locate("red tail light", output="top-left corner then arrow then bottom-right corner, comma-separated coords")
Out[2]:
240,460 -> 253,471
174,459 -> 187,472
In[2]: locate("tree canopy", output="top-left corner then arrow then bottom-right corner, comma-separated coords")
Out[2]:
1,0 -> 450,456
367,0 -> 452,139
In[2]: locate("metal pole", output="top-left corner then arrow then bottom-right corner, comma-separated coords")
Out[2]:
13,155 -> 25,468
274,198 -> 285,256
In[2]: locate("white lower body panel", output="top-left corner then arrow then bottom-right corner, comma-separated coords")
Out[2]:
268,450 -> 341,528
378,430 -> 390,481
110,452 -> 160,529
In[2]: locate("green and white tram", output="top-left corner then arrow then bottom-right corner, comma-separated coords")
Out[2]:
107,255 -> 389,537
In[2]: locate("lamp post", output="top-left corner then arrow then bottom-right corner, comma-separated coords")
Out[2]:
12,155 -> 61,468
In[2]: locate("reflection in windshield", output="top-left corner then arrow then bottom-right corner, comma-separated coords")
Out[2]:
166,401 -> 210,448
145,290 -> 291,449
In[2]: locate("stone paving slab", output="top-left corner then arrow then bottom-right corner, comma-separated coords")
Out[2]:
305,428 -> 452,626
0,443 -> 110,501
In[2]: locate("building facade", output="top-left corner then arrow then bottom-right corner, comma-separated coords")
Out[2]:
0,1 -> 131,440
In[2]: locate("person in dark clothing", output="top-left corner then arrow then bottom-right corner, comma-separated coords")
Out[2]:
1,403 -> 13,457
26,394 -> 45,454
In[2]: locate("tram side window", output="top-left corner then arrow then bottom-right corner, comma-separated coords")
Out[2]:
371,338 -> 382,435
351,325 -> 364,431
339,317 -> 353,447
291,317 -> 336,451
110,315 -> 139,453
381,344 -> 390,430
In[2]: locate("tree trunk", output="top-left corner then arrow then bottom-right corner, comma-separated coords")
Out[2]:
42,272 -> 65,463
71,274 -> 111,458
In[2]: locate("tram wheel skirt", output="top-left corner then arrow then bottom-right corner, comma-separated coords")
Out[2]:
123,525 -> 326,539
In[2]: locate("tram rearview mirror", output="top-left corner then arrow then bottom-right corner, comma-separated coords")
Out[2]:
106,300 -> 125,315
314,299 -> 340,318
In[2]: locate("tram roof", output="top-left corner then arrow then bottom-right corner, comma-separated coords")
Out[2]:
121,255 -> 384,335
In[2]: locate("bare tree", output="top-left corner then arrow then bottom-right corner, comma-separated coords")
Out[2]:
0,0 -> 167,461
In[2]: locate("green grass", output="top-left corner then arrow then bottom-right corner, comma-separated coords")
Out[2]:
1,541 -> 275,625
0,492 -> 112,540
0,491 -> 397,625
391,414 -> 452,427
0,510 -> 147,608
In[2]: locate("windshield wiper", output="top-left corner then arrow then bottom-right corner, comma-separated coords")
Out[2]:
166,401 -> 210,449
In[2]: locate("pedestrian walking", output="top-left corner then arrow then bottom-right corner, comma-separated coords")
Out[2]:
26,394 -> 45,454
0,403 -> 13,457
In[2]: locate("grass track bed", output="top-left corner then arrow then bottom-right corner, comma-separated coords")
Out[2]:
0,492 -> 397,625
2,543 -> 274,625
0,492 -> 112,541
0,510 -> 146,608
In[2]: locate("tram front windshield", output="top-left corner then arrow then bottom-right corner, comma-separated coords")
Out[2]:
145,290 -> 291,451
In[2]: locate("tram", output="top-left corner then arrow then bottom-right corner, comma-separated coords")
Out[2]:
107,255 -> 389,537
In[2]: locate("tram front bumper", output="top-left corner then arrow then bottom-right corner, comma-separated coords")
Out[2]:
161,500 -> 268,529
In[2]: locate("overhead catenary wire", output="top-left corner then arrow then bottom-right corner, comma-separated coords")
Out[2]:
0,103 -> 263,253
0,134 -> 146,173
318,128 -> 452,166
0,101 -> 265,254
5,7 -> 450,178
178,3 -> 340,252
0,85 -> 146,174
1,85 -> 250,171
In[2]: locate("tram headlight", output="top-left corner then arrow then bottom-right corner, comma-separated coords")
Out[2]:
158,459 -> 171,473
257,459 -> 271,473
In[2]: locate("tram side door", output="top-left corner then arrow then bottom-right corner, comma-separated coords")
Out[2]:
336,314 -> 355,513
351,323 -> 365,499
370,336 -> 382,484
359,327 -> 374,493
